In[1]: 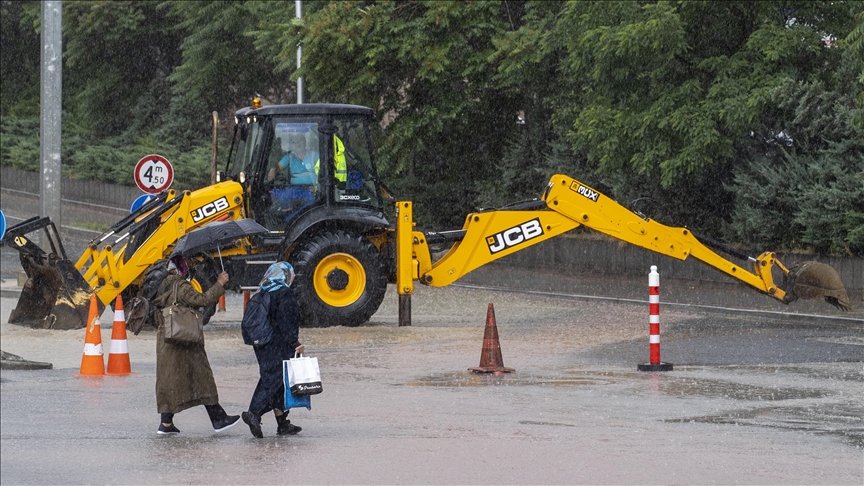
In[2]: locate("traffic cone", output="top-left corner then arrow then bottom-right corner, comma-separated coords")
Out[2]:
469,303 -> 514,374
77,294 -> 104,376
217,294 -> 226,312
106,295 -> 132,375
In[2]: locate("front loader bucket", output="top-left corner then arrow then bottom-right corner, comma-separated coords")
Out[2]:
9,253 -> 95,330
782,261 -> 850,311
3,216 -> 96,329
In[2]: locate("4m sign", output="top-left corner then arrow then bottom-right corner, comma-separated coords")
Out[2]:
134,154 -> 174,194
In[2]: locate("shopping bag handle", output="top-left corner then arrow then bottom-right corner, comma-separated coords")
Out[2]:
293,351 -> 304,359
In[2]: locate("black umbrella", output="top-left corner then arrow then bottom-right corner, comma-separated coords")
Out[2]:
171,219 -> 269,270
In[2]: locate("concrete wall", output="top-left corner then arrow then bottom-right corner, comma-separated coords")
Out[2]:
496,233 -> 862,293
2,167 -> 860,293
1,167 -> 141,210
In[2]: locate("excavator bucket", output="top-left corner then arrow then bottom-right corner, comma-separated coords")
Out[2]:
9,254 -> 95,329
2,217 -> 96,330
783,261 -> 851,311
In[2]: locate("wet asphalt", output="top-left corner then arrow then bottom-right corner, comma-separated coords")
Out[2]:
1,272 -> 862,485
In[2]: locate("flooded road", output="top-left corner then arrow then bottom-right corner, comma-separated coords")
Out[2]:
2,276 -> 862,484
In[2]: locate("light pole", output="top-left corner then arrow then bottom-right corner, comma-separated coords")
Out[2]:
296,0 -> 304,104
41,1 -> 62,228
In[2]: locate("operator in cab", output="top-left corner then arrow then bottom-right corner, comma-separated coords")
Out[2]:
268,133 -> 319,219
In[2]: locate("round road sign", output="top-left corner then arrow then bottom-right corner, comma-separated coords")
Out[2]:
134,154 -> 174,194
130,194 -> 157,213
0,209 -> 6,241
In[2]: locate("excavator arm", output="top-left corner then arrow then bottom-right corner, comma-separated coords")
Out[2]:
397,174 -> 849,310
1,181 -> 246,329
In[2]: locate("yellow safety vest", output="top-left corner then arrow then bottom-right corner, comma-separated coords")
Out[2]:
314,135 -> 347,182
334,135 -> 347,182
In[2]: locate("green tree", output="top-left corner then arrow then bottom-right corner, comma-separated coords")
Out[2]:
554,1 -> 857,182
165,2 -> 290,114
63,1 -> 182,136
0,0 -> 40,117
255,1 -> 529,228
486,0 -> 861,244
728,78 -> 864,256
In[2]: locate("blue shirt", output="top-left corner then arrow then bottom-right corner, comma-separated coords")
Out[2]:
278,152 -> 319,185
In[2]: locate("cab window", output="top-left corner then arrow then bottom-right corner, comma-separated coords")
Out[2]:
263,122 -> 322,229
333,117 -> 380,206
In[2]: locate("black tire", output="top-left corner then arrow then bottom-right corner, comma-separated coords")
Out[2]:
291,230 -> 387,327
189,255 -> 219,326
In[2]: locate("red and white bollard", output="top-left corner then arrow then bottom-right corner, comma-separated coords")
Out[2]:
638,265 -> 673,371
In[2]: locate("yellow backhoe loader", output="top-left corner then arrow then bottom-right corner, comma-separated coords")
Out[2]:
1,103 -> 850,330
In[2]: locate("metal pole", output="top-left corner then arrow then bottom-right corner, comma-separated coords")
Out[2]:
40,1 -> 63,229
211,111 -> 219,184
296,0 -> 304,104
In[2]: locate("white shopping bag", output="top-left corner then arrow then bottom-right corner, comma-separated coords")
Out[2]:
285,353 -> 322,396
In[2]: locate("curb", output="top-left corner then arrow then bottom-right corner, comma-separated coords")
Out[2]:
1,288 -> 22,299
0,351 -> 53,370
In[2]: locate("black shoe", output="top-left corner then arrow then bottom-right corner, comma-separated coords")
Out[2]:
157,423 -> 180,435
213,414 -> 241,432
277,421 -> 302,436
242,411 -> 263,438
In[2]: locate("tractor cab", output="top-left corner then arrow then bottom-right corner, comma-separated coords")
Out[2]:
226,103 -> 387,231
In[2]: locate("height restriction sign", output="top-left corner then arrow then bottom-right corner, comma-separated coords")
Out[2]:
134,154 -> 174,194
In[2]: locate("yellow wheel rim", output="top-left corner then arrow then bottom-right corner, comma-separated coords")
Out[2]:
313,252 -> 366,307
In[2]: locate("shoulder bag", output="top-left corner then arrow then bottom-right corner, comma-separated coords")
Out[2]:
162,281 -> 205,345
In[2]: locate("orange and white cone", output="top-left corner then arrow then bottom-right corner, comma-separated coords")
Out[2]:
77,294 -> 105,376
106,295 -> 132,375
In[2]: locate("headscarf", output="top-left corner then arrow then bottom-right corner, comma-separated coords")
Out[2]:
167,255 -> 188,277
257,261 -> 295,294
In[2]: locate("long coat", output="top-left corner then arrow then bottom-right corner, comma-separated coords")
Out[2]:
248,285 -> 302,416
151,273 -> 225,414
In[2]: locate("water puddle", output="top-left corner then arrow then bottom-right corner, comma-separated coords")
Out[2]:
402,371 -> 616,388
657,377 -> 826,401
667,404 -> 864,448
518,420 -> 578,427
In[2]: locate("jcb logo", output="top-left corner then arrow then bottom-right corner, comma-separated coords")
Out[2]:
486,218 -> 544,254
191,197 -> 229,223
570,181 -> 599,202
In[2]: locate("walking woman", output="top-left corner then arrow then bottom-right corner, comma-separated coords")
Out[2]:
151,255 -> 241,435
241,262 -> 304,438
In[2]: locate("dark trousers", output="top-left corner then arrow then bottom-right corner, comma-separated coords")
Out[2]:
249,343 -> 288,417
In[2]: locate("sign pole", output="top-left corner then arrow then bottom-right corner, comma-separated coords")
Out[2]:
211,111 -> 219,185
